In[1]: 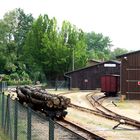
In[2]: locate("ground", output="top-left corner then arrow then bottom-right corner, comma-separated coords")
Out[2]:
7,88 -> 140,140
49,89 -> 140,140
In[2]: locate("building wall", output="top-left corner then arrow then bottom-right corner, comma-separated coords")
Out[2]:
121,53 -> 140,99
67,61 -> 120,90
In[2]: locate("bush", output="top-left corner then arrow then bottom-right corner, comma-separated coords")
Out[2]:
2,75 -> 10,81
7,80 -> 32,86
2,73 -> 32,86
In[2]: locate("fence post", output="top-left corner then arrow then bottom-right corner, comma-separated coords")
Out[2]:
55,80 -> 58,91
1,92 -> 5,128
27,107 -> 32,140
14,99 -> 18,140
49,118 -> 54,140
6,95 -> 10,135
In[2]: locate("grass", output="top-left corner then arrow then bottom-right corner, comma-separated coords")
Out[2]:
0,129 -> 9,140
17,119 -> 28,140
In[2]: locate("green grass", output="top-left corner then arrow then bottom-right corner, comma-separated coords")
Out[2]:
0,129 -> 9,140
17,119 -> 27,140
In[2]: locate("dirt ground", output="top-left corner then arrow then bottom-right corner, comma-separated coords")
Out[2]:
57,90 -> 140,140
103,97 -> 140,122
7,89 -> 140,140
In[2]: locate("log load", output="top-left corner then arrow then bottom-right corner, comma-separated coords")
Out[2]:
16,86 -> 71,118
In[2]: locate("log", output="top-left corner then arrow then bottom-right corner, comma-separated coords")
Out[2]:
16,86 -> 71,110
31,98 -> 45,107
16,88 -> 27,103
46,99 -> 54,108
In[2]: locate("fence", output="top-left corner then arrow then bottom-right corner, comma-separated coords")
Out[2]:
0,85 -> 85,140
0,81 -> 8,92
41,80 -> 69,90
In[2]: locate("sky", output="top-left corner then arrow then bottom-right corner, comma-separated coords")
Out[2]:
0,0 -> 140,51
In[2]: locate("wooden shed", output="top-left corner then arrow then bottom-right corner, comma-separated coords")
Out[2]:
65,60 -> 120,90
117,50 -> 140,100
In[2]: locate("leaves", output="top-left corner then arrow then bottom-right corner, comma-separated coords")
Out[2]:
0,8 -> 129,83
85,32 -> 112,60
0,8 -> 33,81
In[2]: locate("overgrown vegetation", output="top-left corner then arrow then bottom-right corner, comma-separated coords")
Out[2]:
0,8 -> 129,84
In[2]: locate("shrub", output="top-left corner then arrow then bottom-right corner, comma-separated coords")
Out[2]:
7,80 -> 32,86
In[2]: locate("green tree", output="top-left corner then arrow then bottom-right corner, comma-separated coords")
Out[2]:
0,8 -> 33,81
110,47 -> 129,59
23,15 -> 48,81
14,8 -> 34,59
0,10 -> 17,74
85,32 -> 112,60
0,9 -> 114,83
24,17 -> 87,81
62,21 -> 87,69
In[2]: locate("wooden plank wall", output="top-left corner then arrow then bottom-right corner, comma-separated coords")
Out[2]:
68,62 -> 120,90
121,52 -> 140,99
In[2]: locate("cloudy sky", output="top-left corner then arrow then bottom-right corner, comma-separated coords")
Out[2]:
0,0 -> 140,51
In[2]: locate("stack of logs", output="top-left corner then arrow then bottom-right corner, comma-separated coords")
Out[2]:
16,86 -> 71,114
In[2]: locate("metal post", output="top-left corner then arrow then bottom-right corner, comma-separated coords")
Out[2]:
1,92 -> 4,128
27,107 -> 32,140
6,95 -> 10,135
72,48 -> 74,71
14,99 -> 18,140
55,80 -> 58,91
49,118 -> 54,140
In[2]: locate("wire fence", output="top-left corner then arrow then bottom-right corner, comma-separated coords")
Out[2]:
0,82 -> 85,140
42,80 -> 69,90
12,80 -> 69,91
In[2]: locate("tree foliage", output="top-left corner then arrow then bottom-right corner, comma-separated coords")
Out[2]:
85,32 -> 112,60
0,8 -> 128,84
110,47 -> 129,59
0,8 -> 33,82
24,17 -> 87,81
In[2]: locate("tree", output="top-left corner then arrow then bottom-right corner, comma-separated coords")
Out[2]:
23,15 -> 48,81
110,47 -> 129,59
24,17 -> 87,81
85,32 -> 112,60
61,21 -> 87,70
0,9 -> 115,83
14,8 -> 34,59
0,8 -> 33,81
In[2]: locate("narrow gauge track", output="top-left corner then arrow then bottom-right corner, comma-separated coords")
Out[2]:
87,92 -> 140,129
57,119 -> 105,140
58,91 -> 140,128
69,103 -> 109,118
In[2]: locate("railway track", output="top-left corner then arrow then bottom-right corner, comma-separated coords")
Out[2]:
69,103 -> 108,118
87,92 -> 140,129
57,91 -> 140,134
57,119 -> 105,140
